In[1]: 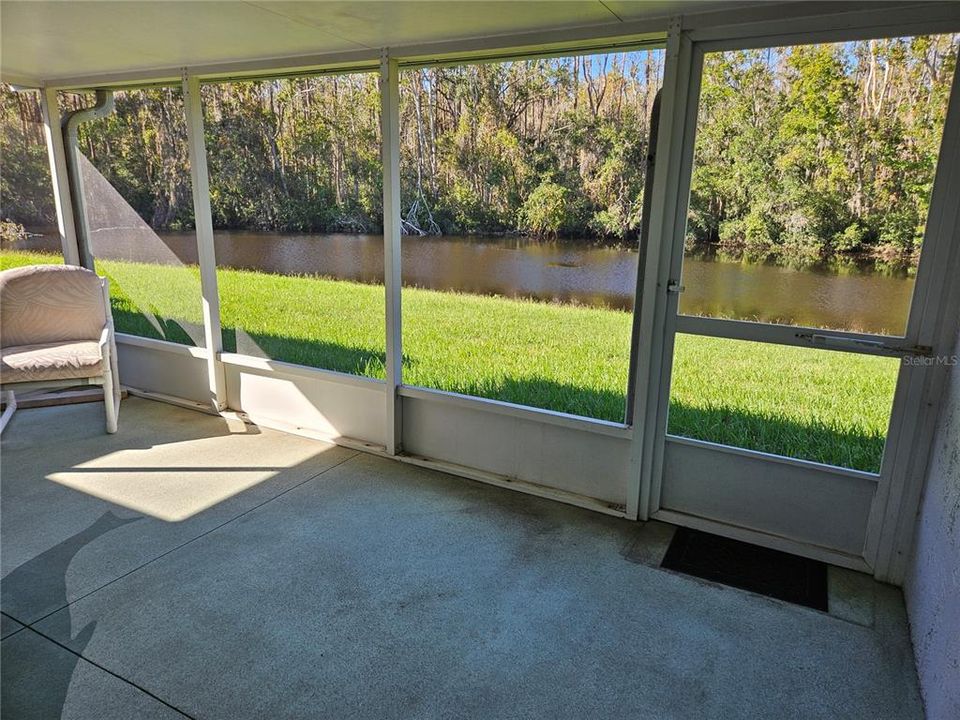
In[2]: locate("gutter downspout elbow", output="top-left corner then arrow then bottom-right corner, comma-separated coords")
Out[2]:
61,89 -> 115,269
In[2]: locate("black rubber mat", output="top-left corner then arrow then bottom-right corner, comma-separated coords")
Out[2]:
661,527 -> 828,611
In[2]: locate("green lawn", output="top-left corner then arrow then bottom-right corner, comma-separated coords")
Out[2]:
1,249 -> 897,472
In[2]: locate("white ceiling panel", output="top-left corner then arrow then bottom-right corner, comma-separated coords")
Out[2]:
0,1 -> 875,86
603,0 -> 752,20
252,1 -> 616,48
1,1 -> 366,83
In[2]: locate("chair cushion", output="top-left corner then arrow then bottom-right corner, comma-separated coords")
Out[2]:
0,265 -> 106,347
0,341 -> 103,383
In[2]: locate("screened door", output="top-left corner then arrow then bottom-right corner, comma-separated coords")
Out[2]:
649,31 -> 959,570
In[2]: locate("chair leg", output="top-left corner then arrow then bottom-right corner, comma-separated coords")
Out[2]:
110,331 -> 121,430
100,280 -> 122,434
0,390 -> 17,434
102,346 -> 120,434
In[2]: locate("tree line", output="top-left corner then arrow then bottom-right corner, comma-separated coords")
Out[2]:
1,34 -> 955,265
689,36 -> 956,264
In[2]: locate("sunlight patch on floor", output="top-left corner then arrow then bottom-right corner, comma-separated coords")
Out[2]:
46,438 -> 336,522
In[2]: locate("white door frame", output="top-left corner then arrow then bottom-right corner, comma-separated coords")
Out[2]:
640,19 -> 960,582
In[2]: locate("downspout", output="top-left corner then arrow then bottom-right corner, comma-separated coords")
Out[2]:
61,89 -> 115,269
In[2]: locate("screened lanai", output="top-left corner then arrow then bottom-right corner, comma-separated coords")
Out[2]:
1,2 -> 959,719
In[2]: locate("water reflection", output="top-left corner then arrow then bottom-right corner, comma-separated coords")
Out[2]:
13,231 -> 915,335
678,255 -> 914,335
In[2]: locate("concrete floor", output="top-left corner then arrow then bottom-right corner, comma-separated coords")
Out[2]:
1,398 -> 923,719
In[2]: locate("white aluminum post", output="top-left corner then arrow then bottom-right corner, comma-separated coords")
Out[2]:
627,18 -> 693,520
182,71 -> 227,411
867,62 -> 960,583
380,51 -> 403,454
39,87 -> 80,265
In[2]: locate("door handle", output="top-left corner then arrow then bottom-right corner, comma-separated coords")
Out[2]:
796,332 -> 932,357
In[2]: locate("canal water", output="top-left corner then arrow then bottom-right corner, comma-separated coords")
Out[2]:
13,229 -> 915,335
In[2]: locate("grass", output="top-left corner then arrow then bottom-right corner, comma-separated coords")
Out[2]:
1,249 -> 897,472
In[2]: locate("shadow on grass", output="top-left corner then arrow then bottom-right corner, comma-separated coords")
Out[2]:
667,401 -> 884,473
418,377 -> 884,472
453,376 -> 629,424
110,306 -> 392,375
221,326 -> 389,377
112,308 -> 204,347
108,306 -> 884,472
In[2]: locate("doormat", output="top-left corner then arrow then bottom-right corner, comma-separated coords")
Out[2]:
661,527 -> 828,611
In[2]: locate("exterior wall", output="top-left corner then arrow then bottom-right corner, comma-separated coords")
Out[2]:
905,326 -> 960,720
401,395 -> 632,508
222,359 -> 386,448
116,336 -> 211,405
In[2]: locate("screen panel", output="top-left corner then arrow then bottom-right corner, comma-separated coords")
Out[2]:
667,334 -> 900,473
202,74 -> 386,377
399,49 -> 666,422
681,35 -> 957,336
77,87 -> 206,346
0,87 -> 61,268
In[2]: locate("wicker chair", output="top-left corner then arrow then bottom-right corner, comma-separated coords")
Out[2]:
0,264 -> 121,433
